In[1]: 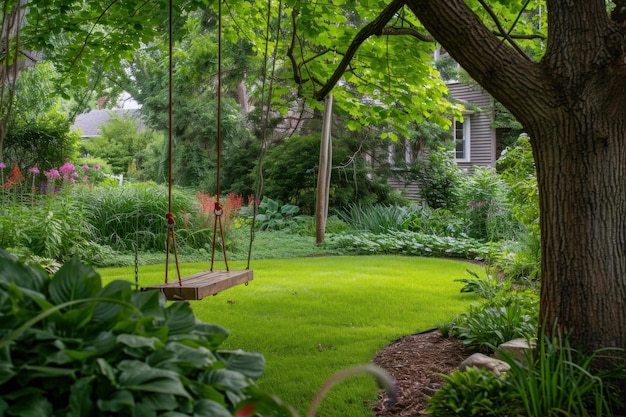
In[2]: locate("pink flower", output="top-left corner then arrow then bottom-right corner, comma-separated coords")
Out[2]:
82,164 -> 90,170
28,166 -> 40,175
59,162 -> 75,174
0,162 -> 5,169
93,164 -> 100,170
71,172 -> 78,178
45,169 -> 61,179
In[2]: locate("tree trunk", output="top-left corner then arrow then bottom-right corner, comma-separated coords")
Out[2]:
316,94 -> 333,244
532,112 -> 626,351
405,0 -> 626,356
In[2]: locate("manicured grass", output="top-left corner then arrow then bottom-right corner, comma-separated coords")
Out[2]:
99,255 -> 480,417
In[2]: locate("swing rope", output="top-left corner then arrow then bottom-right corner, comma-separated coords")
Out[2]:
210,0 -> 229,272
165,0 -> 230,282
246,0 -> 282,270
165,0 -> 182,285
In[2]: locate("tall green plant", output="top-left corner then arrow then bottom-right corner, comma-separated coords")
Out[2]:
337,203 -> 414,234
500,331 -> 624,417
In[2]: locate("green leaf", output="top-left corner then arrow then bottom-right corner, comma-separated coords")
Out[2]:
0,361 -> 16,385
49,257 -> 101,304
216,350 -> 265,379
5,394 -> 52,417
117,334 -> 163,350
68,377 -> 95,417
193,400 -> 232,417
203,369 -> 249,392
139,393 -> 178,411
162,302 -> 196,336
97,390 -> 135,413
118,360 -> 191,398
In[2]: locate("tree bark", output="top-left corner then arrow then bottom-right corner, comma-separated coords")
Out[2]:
406,0 -> 626,353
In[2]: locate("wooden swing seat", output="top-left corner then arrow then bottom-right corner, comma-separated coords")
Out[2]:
144,269 -> 253,301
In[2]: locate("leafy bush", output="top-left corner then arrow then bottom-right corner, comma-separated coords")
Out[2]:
458,167 -> 516,241
410,148 -> 463,210
402,206 -> 466,237
0,251 -> 293,417
241,196 -> 308,231
427,367 -> 519,416
262,134 -> 405,214
325,230 -> 499,260
452,291 -> 538,352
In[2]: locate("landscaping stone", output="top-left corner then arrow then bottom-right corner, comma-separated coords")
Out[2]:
495,338 -> 535,362
459,352 -> 510,376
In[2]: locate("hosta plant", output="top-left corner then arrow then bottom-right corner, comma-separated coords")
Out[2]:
0,250 -> 294,417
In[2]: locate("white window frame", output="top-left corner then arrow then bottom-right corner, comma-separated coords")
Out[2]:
454,116 -> 471,162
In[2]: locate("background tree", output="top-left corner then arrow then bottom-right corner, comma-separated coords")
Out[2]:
81,114 -> 162,178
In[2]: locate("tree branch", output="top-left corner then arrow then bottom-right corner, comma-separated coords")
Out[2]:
313,0 -> 407,101
380,27 -> 433,41
475,0 -> 532,61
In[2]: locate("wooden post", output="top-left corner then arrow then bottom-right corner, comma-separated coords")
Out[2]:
316,94 -> 333,244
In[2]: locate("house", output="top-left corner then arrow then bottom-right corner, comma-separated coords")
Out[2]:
71,109 -> 145,139
386,80 -> 504,200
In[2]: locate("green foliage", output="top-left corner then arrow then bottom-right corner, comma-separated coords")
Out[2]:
501,331 -> 625,417
262,134 -> 404,214
76,184 -> 212,253
496,134 -> 538,232
336,203 -> 415,234
458,167 -> 516,241
242,196 -> 307,231
81,114 -> 162,178
495,134 -> 541,279
411,148 -> 463,210
0,250 -> 292,417
325,230 -> 499,260
452,291 -> 538,352
402,206 -> 466,237
427,367 -> 518,416
455,269 -> 510,300
3,107 -> 80,172
0,195 -> 95,263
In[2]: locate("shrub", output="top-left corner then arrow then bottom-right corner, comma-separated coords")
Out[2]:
458,167 -> 516,241
402,206 -> 466,238
427,367 -> 519,416
0,251 -> 293,417
262,134 -> 404,214
452,291 -> 538,352
240,196 -> 308,231
410,148 -> 463,210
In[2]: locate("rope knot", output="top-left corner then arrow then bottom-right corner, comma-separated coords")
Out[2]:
166,212 -> 176,228
214,201 -> 223,216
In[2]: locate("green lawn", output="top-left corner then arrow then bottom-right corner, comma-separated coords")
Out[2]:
99,255 -> 480,416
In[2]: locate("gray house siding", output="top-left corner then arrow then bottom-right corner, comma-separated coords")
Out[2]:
385,82 -> 498,201
447,82 -> 496,170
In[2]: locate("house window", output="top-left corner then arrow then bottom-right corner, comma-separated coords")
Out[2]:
454,117 -> 471,162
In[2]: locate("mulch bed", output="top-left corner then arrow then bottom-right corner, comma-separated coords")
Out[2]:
372,330 -> 470,416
